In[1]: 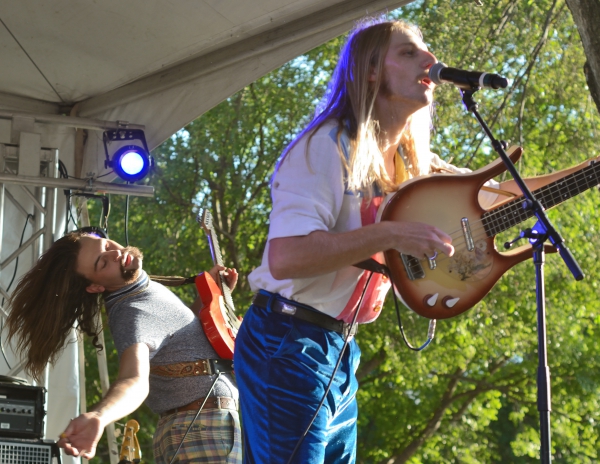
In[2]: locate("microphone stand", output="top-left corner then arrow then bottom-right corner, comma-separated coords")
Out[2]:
459,88 -> 585,464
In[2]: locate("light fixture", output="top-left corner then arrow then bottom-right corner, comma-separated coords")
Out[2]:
103,129 -> 153,182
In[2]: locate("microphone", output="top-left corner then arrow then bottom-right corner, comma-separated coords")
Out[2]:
429,62 -> 508,90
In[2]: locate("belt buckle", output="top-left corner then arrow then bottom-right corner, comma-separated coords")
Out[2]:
216,397 -> 234,410
198,359 -> 213,375
280,303 -> 297,315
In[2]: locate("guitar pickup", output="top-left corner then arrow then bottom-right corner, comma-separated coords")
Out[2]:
400,253 -> 425,280
461,217 -> 474,251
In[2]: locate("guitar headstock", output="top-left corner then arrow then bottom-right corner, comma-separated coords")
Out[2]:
118,419 -> 141,464
197,209 -> 214,235
197,207 -> 226,269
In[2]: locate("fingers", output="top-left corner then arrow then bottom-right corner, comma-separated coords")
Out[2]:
56,415 -> 100,460
392,221 -> 454,258
427,227 -> 454,258
424,242 -> 454,259
82,447 -> 97,460
225,268 -> 239,291
207,265 -> 224,283
58,433 -> 83,457
58,439 -> 96,459
206,266 -> 239,291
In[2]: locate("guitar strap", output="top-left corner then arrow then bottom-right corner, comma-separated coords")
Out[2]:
354,258 -> 390,277
148,275 -> 197,286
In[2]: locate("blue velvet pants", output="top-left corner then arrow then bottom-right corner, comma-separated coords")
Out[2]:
233,293 -> 360,464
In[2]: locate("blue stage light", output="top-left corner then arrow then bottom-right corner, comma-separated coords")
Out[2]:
111,145 -> 151,182
103,129 -> 153,182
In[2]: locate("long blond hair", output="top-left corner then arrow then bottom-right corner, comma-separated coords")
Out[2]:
280,18 -> 433,197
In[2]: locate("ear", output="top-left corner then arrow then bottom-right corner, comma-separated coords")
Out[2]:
85,283 -> 105,294
368,66 -> 377,82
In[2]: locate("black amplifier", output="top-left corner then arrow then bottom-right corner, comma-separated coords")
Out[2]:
0,382 -> 46,439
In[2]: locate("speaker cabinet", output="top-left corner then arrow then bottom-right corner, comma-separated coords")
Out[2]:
0,383 -> 45,439
0,438 -> 61,464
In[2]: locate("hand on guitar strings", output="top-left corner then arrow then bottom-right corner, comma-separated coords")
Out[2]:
208,265 -> 239,291
390,221 -> 455,260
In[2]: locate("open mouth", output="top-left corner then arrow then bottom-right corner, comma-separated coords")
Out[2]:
421,77 -> 434,88
122,253 -> 132,268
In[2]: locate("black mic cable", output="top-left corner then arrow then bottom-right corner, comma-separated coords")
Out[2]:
285,272 -> 372,464
284,265 -> 437,464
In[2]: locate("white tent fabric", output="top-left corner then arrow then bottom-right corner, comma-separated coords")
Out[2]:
0,0 -> 412,461
1,0 -> 412,174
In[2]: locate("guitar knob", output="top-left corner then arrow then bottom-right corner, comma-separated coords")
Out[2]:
442,296 -> 460,308
423,293 -> 438,307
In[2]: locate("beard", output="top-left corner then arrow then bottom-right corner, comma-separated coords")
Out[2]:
120,246 -> 143,284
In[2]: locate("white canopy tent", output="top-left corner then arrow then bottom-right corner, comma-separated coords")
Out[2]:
0,1 -> 411,462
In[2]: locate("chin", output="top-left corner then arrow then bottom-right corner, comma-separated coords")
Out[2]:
131,257 -> 143,270
121,265 -> 141,284
123,269 -> 141,285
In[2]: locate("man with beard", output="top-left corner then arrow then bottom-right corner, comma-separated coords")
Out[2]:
6,231 -> 242,463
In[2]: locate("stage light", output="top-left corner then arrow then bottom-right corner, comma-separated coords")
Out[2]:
103,129 -> 154,182
111,145 -> 151,182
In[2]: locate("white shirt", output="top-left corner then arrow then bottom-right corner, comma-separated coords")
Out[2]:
248,120 -> 499,318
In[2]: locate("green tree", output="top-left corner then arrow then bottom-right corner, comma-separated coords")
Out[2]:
354,1 -> 600,462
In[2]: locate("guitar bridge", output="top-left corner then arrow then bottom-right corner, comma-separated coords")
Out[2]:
400,253 -> 425,280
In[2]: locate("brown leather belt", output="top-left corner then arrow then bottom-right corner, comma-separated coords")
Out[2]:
150,359 -> 233,378
253,292 -> 357,337
161,396 -> 238,417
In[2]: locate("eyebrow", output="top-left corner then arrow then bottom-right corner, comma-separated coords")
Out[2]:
397,41 -> 426,50
93,240 -> 105,271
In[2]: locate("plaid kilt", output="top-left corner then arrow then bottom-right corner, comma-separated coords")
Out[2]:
153,408 -> 242,463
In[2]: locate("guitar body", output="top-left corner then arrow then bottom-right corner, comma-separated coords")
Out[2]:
381,148 -> 556,319
195,271 -> 236,360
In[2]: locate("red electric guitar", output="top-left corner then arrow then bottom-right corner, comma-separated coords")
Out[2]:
381,147 -> 600,320
195,209 -> 241,360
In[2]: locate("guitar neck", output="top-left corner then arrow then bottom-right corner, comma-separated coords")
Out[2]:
207,230 -> 236,310
483,161 -> 600,236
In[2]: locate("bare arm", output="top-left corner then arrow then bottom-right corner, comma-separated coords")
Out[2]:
57,343 -> 150,459
269,220 -> 453,280
270,156 -> 600,281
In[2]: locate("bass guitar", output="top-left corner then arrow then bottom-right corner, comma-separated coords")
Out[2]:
381,147 -> 600,319
195,209 -> 241,360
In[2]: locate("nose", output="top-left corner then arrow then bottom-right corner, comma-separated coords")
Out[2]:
106,249 -> 122,261
422,50 -> 437,69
